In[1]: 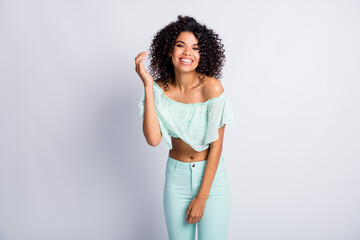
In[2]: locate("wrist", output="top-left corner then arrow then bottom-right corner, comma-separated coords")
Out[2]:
196,195 -> 208,201
144,85 -> 153,91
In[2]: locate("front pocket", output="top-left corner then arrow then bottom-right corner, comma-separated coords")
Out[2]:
165,163 -> 178,177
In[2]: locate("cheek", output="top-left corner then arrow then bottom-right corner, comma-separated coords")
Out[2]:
196,55 -> 201,64
196,53 -> 201,61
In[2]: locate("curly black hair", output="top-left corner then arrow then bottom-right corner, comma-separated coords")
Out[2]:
148,15 -> 226,91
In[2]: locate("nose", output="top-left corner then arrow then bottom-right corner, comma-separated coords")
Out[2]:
183,47 -> 191,55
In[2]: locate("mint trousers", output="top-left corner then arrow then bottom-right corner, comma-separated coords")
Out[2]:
163,155 -> 231,240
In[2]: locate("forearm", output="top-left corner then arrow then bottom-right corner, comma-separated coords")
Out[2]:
196,144 -> 223,200
143,85 -> 162,145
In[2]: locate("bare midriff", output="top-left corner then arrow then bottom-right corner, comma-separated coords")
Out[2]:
169,137 -> 209,162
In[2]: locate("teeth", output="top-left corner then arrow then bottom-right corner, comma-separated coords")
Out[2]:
180,59 -> 192,63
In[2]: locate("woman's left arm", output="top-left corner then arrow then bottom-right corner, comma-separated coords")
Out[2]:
197,125 -> 225,199
185,125 -> 225,224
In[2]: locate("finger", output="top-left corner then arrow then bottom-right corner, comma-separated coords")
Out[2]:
135,54 -> 144,63
136,56 -> 144,64
136,56 -> 147,67
186,206 -> 191,217
137,58 -> 147,72
189,213 -> 198,224
193,215 -> 200,224
135,51 -> 146,59
136,57 -> 147,72
135,51 -> 147,61
192,214 -> 201,223
186,210 -> 191,221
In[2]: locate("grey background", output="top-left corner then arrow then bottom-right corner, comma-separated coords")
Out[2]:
1,0 -> 359,239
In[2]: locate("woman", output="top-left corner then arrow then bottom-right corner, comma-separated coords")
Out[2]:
135,15 -> 235,240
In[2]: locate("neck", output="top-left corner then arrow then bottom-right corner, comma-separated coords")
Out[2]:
173,69 -> 200,92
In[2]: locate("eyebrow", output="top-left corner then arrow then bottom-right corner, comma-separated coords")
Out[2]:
175,40 -> 199,46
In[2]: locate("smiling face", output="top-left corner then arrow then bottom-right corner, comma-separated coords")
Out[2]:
170,31 -> 201,74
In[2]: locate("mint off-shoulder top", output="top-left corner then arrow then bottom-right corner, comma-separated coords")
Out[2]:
138,81 -> 235,152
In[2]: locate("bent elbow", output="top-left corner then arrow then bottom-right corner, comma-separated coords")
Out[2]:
146,137 -> 161,147
142,128 -> 162,147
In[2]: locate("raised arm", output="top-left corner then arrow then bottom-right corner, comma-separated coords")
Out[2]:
135,51 -> 162,146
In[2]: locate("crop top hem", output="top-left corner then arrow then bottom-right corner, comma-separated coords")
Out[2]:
138,80 -> 235,152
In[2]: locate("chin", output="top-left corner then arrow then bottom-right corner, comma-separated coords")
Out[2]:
174,64 -> 199,73
175,67 -> 197,74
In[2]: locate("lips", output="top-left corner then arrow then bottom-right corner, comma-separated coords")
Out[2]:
179,58 -> 193,65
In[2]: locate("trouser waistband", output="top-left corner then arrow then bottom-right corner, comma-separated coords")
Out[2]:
167,155 -> 224,169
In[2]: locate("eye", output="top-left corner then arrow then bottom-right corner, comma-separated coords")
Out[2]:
193,47 -> 200,50
176,44 -> 184,47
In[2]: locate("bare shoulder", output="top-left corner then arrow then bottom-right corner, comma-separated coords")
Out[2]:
203,76 -> 224,99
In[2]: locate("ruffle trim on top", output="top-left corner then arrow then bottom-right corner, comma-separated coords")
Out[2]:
203,92 -> 235,146
153,81 -> 226,106
137,82 -> 173,149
